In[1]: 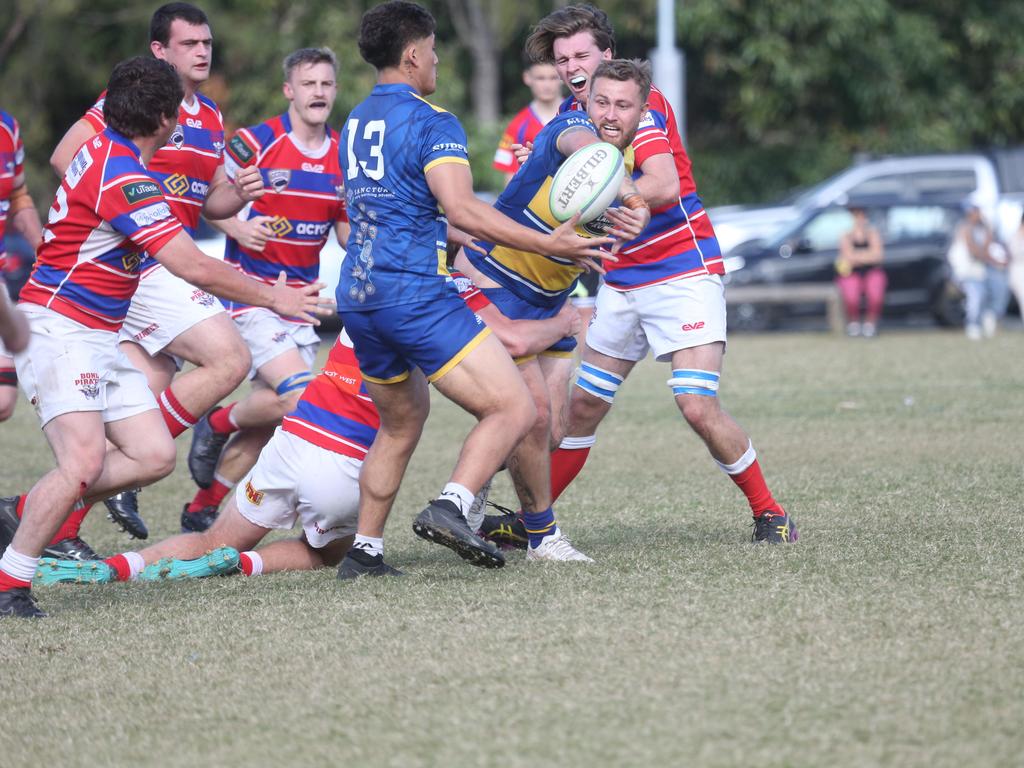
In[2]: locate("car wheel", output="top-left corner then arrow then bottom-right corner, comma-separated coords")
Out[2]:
931,280 -> 965,327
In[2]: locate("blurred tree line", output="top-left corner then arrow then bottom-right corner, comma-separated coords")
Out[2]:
3,0 -> 1023,210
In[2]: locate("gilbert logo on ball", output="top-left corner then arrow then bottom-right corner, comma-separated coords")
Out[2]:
549,141 -> 625,225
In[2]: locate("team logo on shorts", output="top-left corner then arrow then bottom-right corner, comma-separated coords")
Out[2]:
170,125 -> 185,149
681,321 -> 706,332
190,289 -> 217,307
272,331 -> 288,344
244,481 -> 264,506
75,372 -> 101,400
268,169 -> 291,192
268,216 -> 293,237
163,173 -> 190,197
134,323 -> 159,341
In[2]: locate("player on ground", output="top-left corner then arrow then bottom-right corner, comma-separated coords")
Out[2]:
181,46 -> 349,533
492,59 -> 562,185
0,57 -> 326,619
455,60 -> 651,561
45,2 -> 262,550
0,109 -> 42,422
34,278 -> 578,584
335,1 -> 615,577
489,5 -> 797,545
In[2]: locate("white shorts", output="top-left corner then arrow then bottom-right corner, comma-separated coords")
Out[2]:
232,308 -> 319,379
119,265 -> 225,356
235,428 -> 360,549
14,305 -> 157,427
586,274 -> 727,362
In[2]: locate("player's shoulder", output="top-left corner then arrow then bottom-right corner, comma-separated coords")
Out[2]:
0,109 -> 18,141
195,92 -> 221,117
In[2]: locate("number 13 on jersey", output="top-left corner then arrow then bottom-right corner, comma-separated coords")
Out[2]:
345,119 -> 386,181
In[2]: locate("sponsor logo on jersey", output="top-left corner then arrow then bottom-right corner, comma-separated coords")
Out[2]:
121,180 -> 163,205
129,202 -> 172,228
227,134 -> 256,166
268,169 -> 291,192
301,162 -> 325,173
163,173 -> 190,197
170,125 -> 185,149
681,321 -> 705,332
295,221 -> 330,237
66,146 -> 94,190
185,117 -> 203,129
268,215 -> 293,237
121,252 -> 144,271
75,372 -> 101,399
431,142 -> 467,154
244,480 -> 264,506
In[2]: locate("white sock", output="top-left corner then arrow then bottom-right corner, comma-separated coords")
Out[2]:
439,482 -> 474,517
212,472 -> 236,490
0,546 -> 40,584
123,551 -> 146,580
242,551 -> 263,576
353,534 -> 383,558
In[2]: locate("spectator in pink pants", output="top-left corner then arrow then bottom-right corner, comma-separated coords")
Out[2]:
835,206 -> 886,336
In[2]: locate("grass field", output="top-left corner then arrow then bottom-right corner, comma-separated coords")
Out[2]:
2,328 -> 1022,767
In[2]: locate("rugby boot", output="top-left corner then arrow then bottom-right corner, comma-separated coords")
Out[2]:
336,547 -> 404,580
43,536 -> 100,561
0,588 -> 46,619
180,503 -> 218,533
526,529 -> 594,562
103,489 -> 148,539
187,412 -> 230,489
479,502 -> 528,550
139,547 -> 240,581
35,558 -> 113,586
412,498 -> 505,569
752,507 -> 798,544
0,495 -> 20,550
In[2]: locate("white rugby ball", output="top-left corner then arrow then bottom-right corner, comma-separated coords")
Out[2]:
549,141 -> 625,225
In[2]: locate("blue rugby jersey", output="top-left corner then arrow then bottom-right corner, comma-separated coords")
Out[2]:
337,83 -> 470,309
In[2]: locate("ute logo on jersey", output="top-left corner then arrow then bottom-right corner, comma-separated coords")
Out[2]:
163,173 -> 190,197
244,481 -> 264,506
121,180 -> 163,205
268,216 -> 293,237
268,169 -> 291,192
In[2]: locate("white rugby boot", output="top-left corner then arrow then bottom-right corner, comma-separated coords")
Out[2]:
526,528 -> 593,562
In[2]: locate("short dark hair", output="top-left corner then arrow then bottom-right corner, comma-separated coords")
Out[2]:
283,47 -> 338,81
525,4 -> 616,64
358,1 -> 436,71
104,57 -> 184,139
150,2 -> 209,45
591,59 -> 652,104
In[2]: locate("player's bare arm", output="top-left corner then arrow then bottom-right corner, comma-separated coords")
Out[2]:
632,151 -> 679,209
425,161 -> 615,268
477,302 -> 580,359
333,219 -> 351,249
152,231 -> 327,323
208,214 -> 275,252
6,175 -> 42,249
202,164 -> 264,220
50,118 -> 99,177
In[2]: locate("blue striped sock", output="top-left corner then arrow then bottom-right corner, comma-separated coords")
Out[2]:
523,507 -> 556,548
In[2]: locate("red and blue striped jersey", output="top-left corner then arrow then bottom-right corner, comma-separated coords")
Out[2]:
20,130 -> 183,331
0,110 -> 26,274
221,113 -> 346,320
562,86 -> 722,290
493,105 -> 546,175
281,276 -> 490,458
84,91 -> 225,238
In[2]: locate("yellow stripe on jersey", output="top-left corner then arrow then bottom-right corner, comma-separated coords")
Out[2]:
424,157 -> 471,174
411,94 -> 450,113
436,247 -> 450,276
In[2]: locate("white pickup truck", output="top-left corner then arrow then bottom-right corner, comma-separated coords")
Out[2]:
710,150 -> 1024,256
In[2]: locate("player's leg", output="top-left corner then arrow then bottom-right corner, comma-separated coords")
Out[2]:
254,534 -> 353,573
539,353 -> 575,448
0,354 -> 18,422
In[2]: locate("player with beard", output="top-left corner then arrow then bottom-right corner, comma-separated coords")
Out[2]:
454,59 -> 651,561
38,3 -> 263,552
484,4 -> 797,545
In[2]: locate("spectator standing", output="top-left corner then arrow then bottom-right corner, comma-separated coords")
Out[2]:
948,204 -> 1010,340
1006,211 -> 1024,323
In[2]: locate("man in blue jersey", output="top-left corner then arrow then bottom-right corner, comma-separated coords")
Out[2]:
335,0 -> 615,576
454,59 -> 652,561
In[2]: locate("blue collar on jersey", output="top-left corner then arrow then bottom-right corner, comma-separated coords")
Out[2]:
102,127 -> 142,158
371,82 -> 418,97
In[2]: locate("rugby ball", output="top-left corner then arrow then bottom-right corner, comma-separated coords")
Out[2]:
549,141 -> 625,225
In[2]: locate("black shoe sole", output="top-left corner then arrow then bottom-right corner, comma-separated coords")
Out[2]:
104,500 -> 149,540
412,519 -> 505,569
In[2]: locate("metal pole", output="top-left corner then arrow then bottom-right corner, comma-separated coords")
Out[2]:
651,0 -> 685,144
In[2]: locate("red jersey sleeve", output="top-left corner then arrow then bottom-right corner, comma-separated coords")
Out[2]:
83,92 -> 108,133
99,176 -> 183,254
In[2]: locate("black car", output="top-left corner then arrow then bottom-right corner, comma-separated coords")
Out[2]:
723,198 -> 966,330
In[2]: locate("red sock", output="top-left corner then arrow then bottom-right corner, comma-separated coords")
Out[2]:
49,504 -> 91,545
15,494 -> 26,518
159,387 -> 199,438
728,459 -> 779,517
0,570 -> 30,590
208,403 -> 239,435
550,445 -> 592,502
239,552 -> 255,576
104,554 -> 132,582
188,478 -> 232,513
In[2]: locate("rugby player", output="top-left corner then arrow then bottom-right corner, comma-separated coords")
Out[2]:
493,4 -> 797,545
181,47 -> 349,534
46,2 -> 262,549
0,57 -> 325,619
455,60 -> 651,561
492,59 -> 562,185
0,109 -> 42,421
335,1 -> 615,577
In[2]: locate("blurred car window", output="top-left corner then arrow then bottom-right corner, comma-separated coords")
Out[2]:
883,206 -> 957,244
801,208 -> 853,251
850,170 -> 977,201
